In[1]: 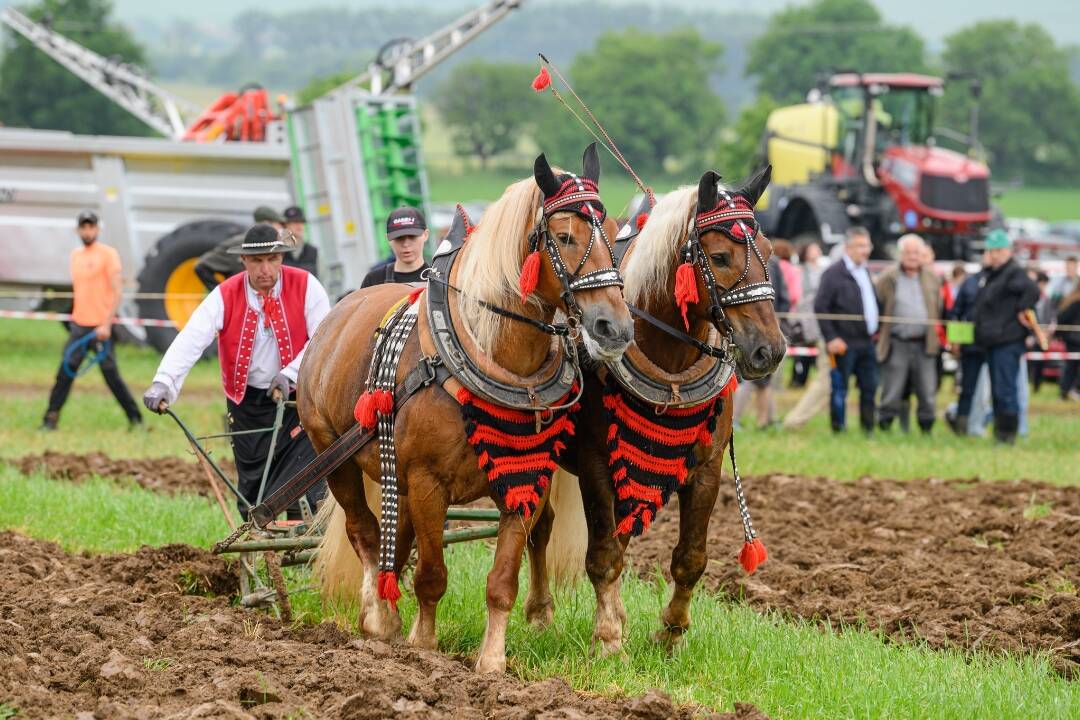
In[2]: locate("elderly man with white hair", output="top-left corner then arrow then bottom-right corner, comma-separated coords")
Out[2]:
875,233 -> 944,433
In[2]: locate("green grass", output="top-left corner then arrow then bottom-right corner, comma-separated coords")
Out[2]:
0,464 -> 228,553
995,186 -> 1080,222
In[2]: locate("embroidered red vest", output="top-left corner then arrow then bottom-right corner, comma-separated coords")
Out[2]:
217,266 -> 309,403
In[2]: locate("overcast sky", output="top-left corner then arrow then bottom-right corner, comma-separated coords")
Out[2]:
98,0 -> 1078,46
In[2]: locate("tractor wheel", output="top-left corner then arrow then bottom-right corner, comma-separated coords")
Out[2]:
137,220 -> 243,353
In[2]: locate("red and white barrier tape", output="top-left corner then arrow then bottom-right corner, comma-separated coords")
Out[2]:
784,346 -> 1080,361
0,310 -> 176,328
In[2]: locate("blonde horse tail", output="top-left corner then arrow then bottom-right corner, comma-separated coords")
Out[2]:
545,469 -> 588,588
311,474 -> 382,610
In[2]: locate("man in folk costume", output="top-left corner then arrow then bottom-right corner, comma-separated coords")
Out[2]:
143,224 -> 331,518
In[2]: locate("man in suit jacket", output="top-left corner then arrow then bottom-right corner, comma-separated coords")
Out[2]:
814,226 -> 880,433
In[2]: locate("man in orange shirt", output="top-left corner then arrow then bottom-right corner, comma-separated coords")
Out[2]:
42,211 -> 143,430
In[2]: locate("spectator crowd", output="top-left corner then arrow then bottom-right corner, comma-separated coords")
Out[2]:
750,228 -> 1079,445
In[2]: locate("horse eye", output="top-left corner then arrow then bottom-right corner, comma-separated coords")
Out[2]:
710,253 -> 730,267
557,233 -> 574,246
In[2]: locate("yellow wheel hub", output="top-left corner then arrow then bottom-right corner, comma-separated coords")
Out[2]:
163,258 -> 209,330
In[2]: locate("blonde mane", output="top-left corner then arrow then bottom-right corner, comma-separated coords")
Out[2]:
455,176 -> 544,351
622,185 -> 697,306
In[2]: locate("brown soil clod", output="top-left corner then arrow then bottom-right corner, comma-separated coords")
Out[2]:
9,451 -> 237,497
628,473 -> 1080,673
0,531 -> 768,719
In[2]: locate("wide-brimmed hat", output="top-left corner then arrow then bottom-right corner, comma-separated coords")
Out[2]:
227,224 -> 295,255
253,205 -> 285,224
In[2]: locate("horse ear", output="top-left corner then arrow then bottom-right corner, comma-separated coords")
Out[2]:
738,164 -> 773,207
581,142 -> 600,184
696,170 -> 721,214
533,153 -> 561,198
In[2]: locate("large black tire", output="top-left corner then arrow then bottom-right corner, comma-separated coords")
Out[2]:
137,220 -> 243,353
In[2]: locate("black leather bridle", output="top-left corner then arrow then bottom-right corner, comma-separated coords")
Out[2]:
526,174 -> 624,323
683,188 -> 776,335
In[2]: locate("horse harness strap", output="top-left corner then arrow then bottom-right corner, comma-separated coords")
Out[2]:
246,347 -> 449,529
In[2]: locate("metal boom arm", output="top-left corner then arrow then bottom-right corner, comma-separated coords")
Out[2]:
338,0 -> 523,96
0,7 -> 199,138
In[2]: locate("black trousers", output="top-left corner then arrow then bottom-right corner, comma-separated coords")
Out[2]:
46,324 -> 142,422
227,386 -> 327,520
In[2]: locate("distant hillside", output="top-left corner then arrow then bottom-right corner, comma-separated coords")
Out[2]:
132,3 -> 765,110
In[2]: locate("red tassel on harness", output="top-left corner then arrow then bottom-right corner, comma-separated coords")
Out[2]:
354,391 -> 377,429
374,389 -> 394,415
721,373 -> 738,398
636,214 -> 648,231
377,570 -> 402,611
673,262 -> 699,330
738,538 -> 768,574
531,67 -> 551,92
407,287 -> 424,305
519,249 -> 541,302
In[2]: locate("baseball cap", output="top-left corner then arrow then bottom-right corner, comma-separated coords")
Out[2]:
984,228 -> 1011,250
386,207 -> 427,240
77,210 -> 99,225
283,205 -> 306,223
253,205 -> 285,224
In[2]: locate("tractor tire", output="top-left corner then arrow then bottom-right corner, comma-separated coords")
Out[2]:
137,220 -> 243,354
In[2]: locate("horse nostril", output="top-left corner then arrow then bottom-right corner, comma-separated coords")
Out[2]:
751,345 -> 772,370
592,317 -> 618,341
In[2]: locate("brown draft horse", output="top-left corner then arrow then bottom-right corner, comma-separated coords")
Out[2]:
299,146 -> 633,673
542,168 -> 787,655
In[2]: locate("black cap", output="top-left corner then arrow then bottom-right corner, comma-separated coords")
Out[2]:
283,205 -> 306,223
77,210 -> 99,225
386,206 -> 427,240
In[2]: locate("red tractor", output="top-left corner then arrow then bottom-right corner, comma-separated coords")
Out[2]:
756,72 -> 992,259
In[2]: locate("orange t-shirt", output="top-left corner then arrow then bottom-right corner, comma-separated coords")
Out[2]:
70,242 -> 122,327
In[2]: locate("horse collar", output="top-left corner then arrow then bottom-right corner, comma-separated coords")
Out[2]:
426,207 -> 579,411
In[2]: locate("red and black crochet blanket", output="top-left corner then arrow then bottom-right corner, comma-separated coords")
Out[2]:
603,374 -> 734,536
458,386 -> 579,519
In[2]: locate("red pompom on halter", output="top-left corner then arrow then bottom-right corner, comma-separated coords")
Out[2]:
531,66 -> 551,92
673,258 -> 699,331
519,249 -> 541,302
739,538 -> 768,574
636,213 -> 648,231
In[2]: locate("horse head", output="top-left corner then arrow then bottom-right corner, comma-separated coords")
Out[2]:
688,166 -> 787,379
528,143 -> 633,362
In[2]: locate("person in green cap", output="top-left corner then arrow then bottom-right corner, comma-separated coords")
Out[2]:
951,229 -> 1039,444
194,206 -> 285,290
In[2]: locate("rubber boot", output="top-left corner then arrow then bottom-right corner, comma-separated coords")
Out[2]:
40,411 -> 58,431
948,414 -> 968,436
918,418 -> 934,435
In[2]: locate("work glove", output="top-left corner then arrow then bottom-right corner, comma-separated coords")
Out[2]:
143,382 -> 170,414
268,372 -> 292,402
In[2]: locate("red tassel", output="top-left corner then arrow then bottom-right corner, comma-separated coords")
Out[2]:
636,214 -> 648,230
531,67 -> 551,92
673,262 -> 699,330
739,538 -> 768,574
377,570 -> 402,612
375,389 -> 394,415
354,391 -> 377,429
407,287 -> 424,305
613,514 -> 638,536
519,250 -> 541,302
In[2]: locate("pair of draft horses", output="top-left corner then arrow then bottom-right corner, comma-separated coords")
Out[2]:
298,144 -> 786,673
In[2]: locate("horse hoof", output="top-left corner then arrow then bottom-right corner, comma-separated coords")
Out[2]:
474,655 -> 507,674
589,634 -> 623,658
524,601 -> 554,628
652,627 -> 685,653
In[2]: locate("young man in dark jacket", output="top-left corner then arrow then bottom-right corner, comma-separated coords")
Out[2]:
954,230 -> 1039,444
814,226 -> 879,433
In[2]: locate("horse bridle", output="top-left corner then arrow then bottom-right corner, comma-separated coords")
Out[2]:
527,174 -> 624,325
683,187 -> 776,336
